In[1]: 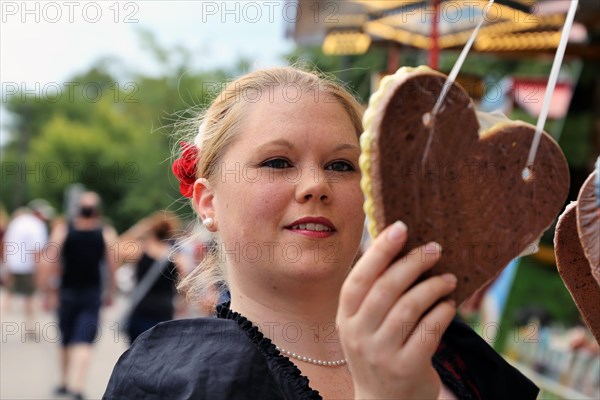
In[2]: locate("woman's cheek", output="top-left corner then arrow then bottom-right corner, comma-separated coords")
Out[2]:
342,180 -> 365,212
255,184 -> 290,213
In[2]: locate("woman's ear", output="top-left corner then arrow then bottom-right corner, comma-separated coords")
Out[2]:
193,178 -> 217,232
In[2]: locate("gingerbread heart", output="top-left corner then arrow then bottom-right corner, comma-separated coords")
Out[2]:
360,66 -> 570,304
576,171 -> 599,283
555,202 -> 600,344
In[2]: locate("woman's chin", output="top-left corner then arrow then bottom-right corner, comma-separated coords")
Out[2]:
279,258 -> 348,284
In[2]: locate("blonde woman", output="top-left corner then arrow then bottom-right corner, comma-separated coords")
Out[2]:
105,67 -> 538,399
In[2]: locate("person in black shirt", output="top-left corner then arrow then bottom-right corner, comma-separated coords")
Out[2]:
46,191 -> 117,400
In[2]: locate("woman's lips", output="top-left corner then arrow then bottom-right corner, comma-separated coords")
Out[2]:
285,217 -> 336,238
285,227 -> 334,238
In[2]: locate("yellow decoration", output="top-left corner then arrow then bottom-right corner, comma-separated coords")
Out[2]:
322,31 -> 371,55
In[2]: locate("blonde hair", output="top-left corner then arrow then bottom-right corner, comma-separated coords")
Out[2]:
176,66 -> 364,306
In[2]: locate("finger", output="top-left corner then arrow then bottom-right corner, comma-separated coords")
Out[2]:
355,242 -> 443,331
339,221 -> 407,318
403,299 -> 456,362
375,272 -> 456,347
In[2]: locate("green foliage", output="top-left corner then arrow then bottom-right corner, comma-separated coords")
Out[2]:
0,32 -> 228,231
494,256 -> 580,353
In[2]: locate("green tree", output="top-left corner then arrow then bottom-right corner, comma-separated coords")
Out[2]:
1,30 -> 237,231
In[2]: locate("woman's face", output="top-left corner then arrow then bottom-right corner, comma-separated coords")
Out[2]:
202,87 -> 365,290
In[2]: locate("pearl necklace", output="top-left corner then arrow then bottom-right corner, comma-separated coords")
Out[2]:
275,345 -> 347,367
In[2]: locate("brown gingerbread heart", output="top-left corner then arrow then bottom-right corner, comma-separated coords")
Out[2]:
576,171 -> 599,283
360,66 -> 570,304
555,202 -> 600,345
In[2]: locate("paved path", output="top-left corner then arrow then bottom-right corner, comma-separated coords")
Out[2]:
1,290 -> 129,400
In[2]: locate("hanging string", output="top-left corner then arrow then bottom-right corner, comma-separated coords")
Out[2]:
595,156 -> 600,214
523,0 -> 579,178
422,0 -> 496,164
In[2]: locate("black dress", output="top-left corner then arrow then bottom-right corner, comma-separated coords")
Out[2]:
104,303 -> 538,399
127,252 -> 179,342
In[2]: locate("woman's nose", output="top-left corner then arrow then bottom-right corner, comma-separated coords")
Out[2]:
295,165 -> 332,204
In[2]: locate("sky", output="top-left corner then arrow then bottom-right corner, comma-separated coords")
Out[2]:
0,0 -> 296,143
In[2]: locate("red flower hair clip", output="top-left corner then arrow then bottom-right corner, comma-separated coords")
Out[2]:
172,141 -> 199,198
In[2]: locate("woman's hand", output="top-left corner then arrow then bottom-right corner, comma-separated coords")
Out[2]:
337,221 -> 457,399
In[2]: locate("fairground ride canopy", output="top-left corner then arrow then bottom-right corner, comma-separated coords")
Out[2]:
287,0 -> 600,58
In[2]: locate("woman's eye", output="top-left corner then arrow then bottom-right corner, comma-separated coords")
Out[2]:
326,161 -> 355,172
262,158 -> 291,169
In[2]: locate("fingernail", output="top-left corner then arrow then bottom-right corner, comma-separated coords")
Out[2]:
441,273 -> 457,284
425,241 -> 442,252
387,221 -> 407,241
